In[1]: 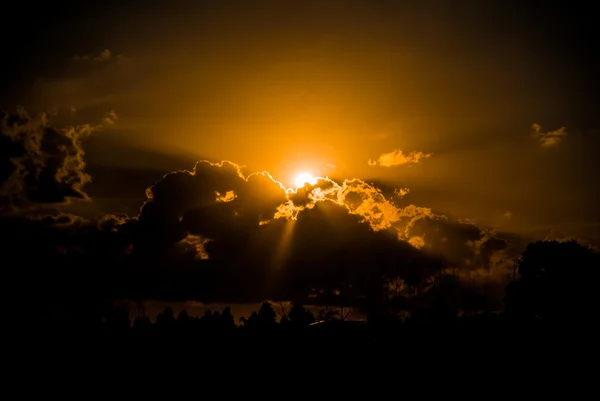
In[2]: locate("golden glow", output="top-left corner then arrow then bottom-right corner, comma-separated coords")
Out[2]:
215,190 -> 236,202
294,172 -> 318,188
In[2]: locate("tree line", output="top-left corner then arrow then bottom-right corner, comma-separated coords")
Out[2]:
37,240 -> 600,336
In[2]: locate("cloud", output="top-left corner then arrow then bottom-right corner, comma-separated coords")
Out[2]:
541,228 -> 599,251
136,160 -> 289,258
102,109 -> 119,126
178,234 -> 211,260
0,128 -> 524,306
0,210 -> 138,310
141,160 -> 512,275
394,188 -> 410,197
31,51 -> 136,123
172,163 -> 511,278
73,49 -> 119,62
3,147 -> 519,305
117,157 -> 514,303
368,148 -> 432,166
408,236 -> 425,249
0,107 -> 94,213
531,123 -> 567,147
0,210 -> 136,264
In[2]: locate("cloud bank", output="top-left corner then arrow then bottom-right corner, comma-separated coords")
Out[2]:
0,108 -> 530,306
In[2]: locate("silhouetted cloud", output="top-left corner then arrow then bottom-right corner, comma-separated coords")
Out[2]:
0,139 -> 525,304
135,160 -> 288,260
368,148 -> 432,166
0,107 -> 94,212
134,159 -> 514,279
531,123 -> 567,147
73,49 -> 120,62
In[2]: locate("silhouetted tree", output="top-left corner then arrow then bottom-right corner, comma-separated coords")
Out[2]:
221,306 -> 236,335
425,274 -> 461,322
241,302 -> 278,335
462,282 -> 489,318
199,310 -> 214,334
287,303 -> 315,333
106,306 -> 131,336
504,240 -> 600,324
132,315 -> 152,336
257,302 -> 276,325
156,307 -> 176,335
177,309 -> 192,334
241,311 -> 259,334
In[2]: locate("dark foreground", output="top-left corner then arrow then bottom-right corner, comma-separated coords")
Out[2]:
36,304 -> 599,342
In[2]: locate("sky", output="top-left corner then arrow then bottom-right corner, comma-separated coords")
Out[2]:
1,0 -> 598,306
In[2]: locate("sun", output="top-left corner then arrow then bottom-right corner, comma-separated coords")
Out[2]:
294,172 -> 318,188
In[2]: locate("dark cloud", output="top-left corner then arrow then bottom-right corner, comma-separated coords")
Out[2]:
0,107 -> 93,213
132,159 -> 517,269
136,160 -> 288,249
1,211 -> 135,301
74,49 -> 118,62
119,158 -> 519,303
0,143 -> 529,306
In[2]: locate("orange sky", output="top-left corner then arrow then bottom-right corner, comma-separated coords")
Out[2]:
2,0 -> 598,245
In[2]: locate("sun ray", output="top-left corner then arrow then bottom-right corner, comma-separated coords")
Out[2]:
271,219 -> 296,269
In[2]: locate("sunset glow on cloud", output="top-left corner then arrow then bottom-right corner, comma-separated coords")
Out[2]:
368,148 -> 433,167
1,1 -> 598,328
